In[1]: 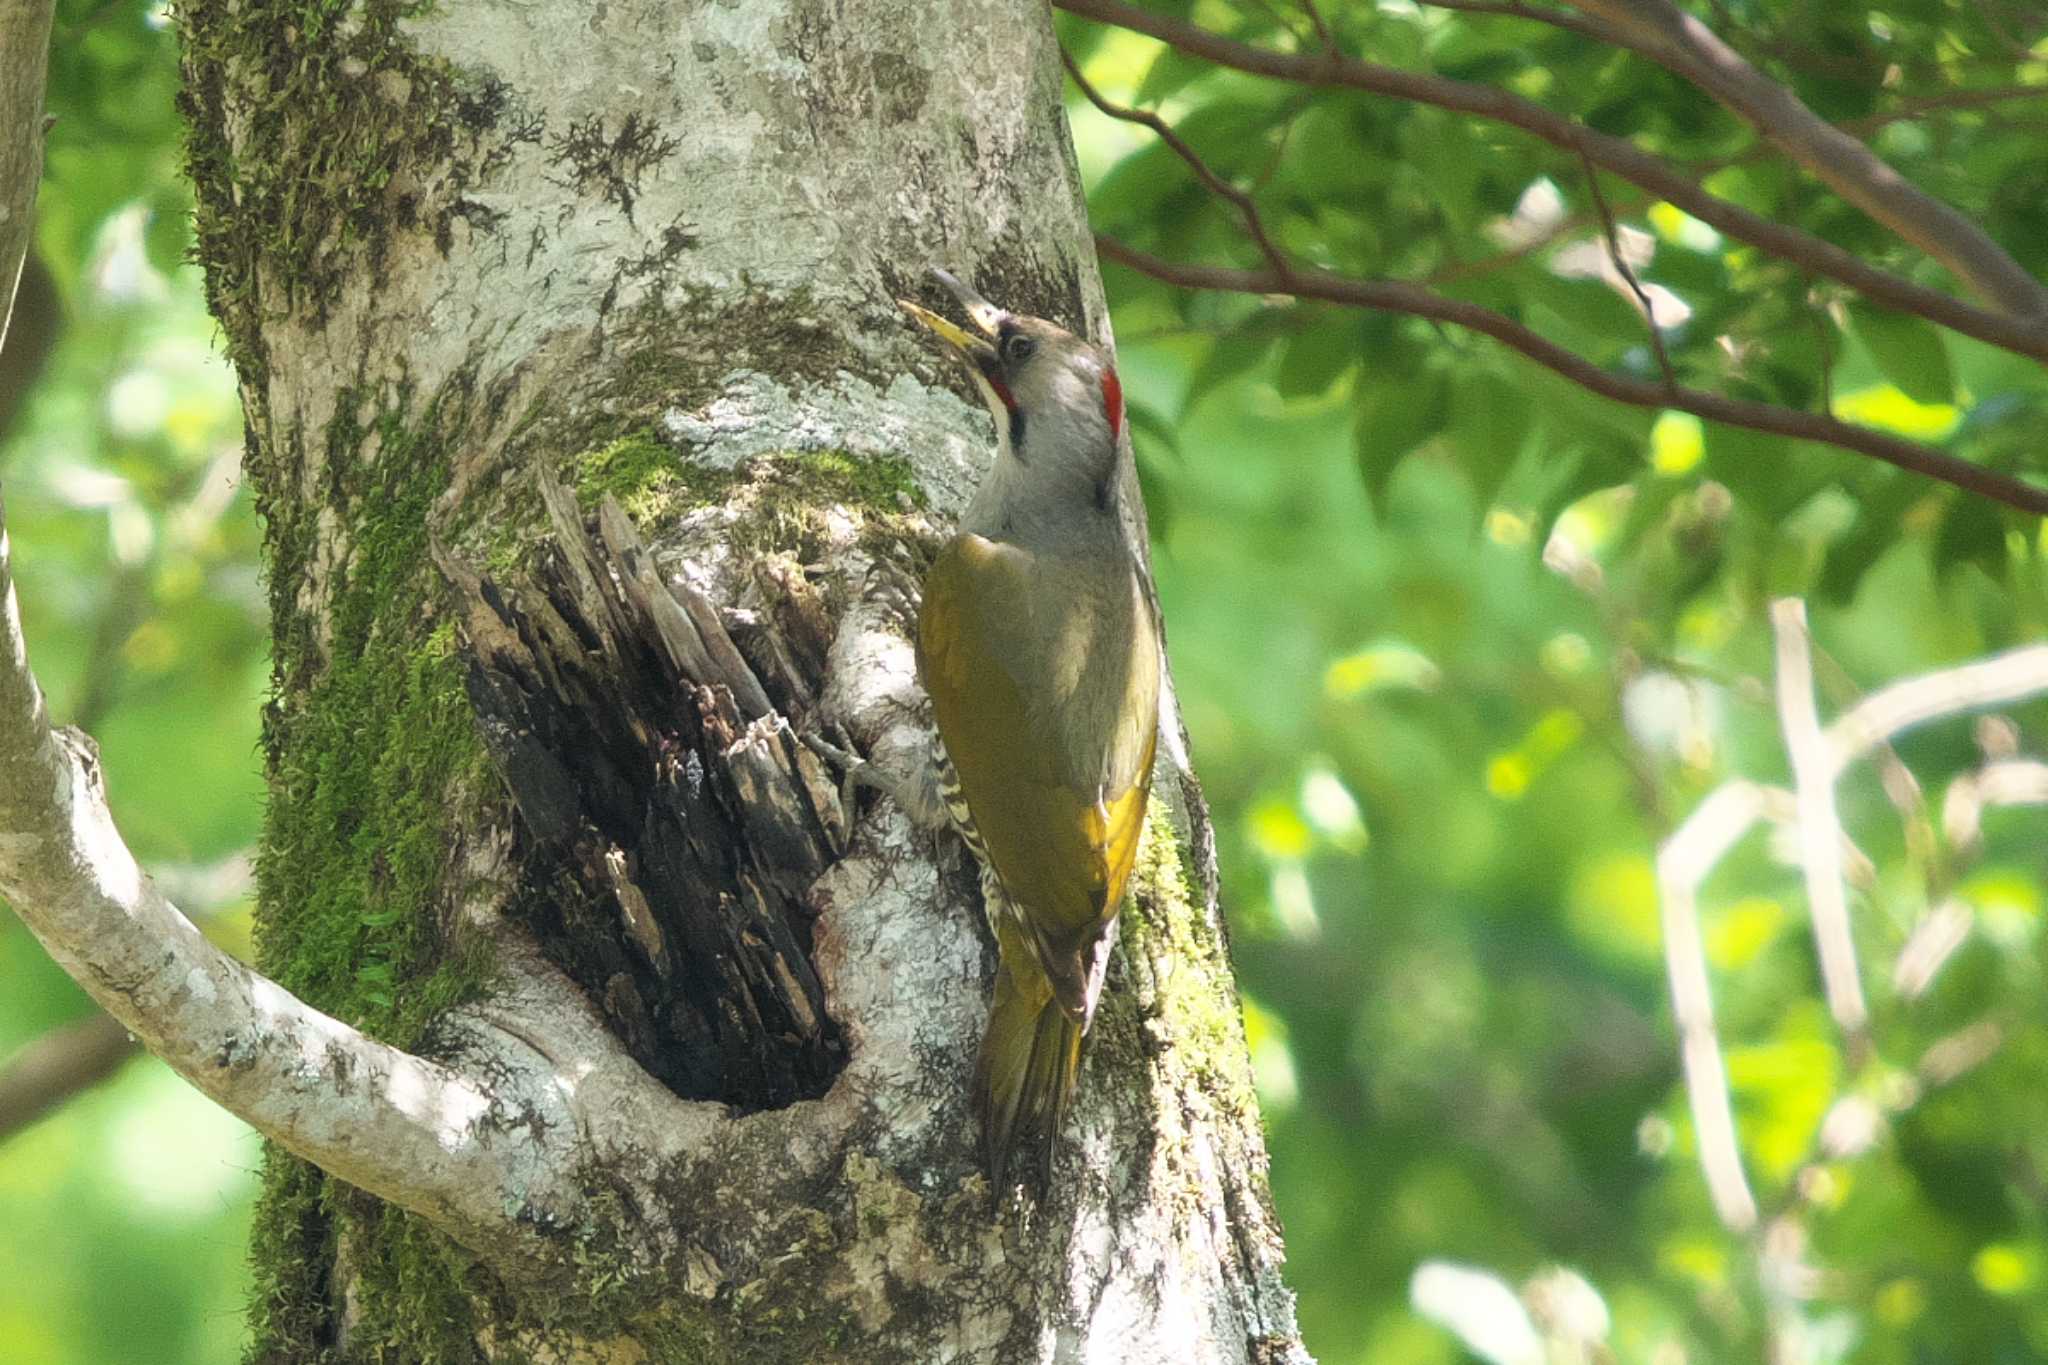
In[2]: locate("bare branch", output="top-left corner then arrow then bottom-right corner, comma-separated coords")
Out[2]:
1656,632 -> 2048,1225
1559,0 -> 2048,319
1577,147 -> 1676,395
1656,779 -> 1778,1231
1942,757 -> 2048,853
1918,1018 -> 2004,1088
1060,47 -> 1293,280
0,493 -> 593,1277
1770,599 -> 1867,1038
1432,87 -> 2048,289
0,1012 -> 137,1142
1097,236 -> 2048,514
1055,0 -> 2048,362
1823,646 -> 2048,780
1,0 -> 58,357
1893,898 -> 1972,1001
1414,0 -> 1619,44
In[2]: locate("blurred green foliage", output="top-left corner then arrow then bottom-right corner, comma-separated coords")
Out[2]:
3,1 -> 2047,1363
2,1 -> 267,1361
1061,2 -> 2048,1361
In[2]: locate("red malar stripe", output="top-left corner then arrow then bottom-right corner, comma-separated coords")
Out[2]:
1101,367 -> 1124,441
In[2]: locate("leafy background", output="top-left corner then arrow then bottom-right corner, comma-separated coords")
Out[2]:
4,1 -> 2047,1361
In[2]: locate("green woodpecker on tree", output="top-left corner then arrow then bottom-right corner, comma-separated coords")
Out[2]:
874,269 -> 1162,1190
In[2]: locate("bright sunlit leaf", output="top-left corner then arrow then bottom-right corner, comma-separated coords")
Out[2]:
1833,385 -> 1961,440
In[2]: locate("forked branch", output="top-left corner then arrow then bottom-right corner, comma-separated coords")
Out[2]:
1055,0 -> 2048,361
1559,0 -> 2048,318
1098,238 -> 2048,514
1656,624 -> 2048,1232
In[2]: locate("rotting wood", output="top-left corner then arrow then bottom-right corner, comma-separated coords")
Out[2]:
438,478 -> 848,1108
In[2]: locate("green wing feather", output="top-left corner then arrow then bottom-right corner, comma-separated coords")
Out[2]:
918,533 -> 1160,1188
917,534 -> 1157,1012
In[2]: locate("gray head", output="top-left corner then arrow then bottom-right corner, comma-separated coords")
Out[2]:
900,269 -> 1127,532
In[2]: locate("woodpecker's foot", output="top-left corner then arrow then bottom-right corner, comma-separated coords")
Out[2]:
864,554 -> 922,639
802,728 -> 951,832
801,729 -> 878,824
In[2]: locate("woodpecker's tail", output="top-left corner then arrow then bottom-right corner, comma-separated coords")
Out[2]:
975,959 -> 1084,1193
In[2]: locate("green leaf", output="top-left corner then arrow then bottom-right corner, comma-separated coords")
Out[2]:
1523,274 -> 1648,364
1180,314 -> 1286,417
1817,473 -> 1920,603
1850,303 -> 1956,406
1276,315 -> 1361,400
1934,494 -> 2009,582
1703,422 -> 1844,518
1134,47 -> 1210,107
1443,369 -> 1533,514
144,187 -> 193,278
1354,366 -> 1450,509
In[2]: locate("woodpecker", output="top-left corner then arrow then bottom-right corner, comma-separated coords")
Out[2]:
897,269 -> 1161,1191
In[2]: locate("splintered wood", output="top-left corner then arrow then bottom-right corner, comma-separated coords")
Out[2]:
438,479 -> 849,1109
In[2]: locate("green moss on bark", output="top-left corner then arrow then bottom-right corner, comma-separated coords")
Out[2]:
244,376 -> 498,1363
334,1195 -> 489,1364
246,1151 -> 339,1365
1109,805 -> 1261,1129
178,0 -> 504,387
574,432 -> 736,522
255,381 -> 493,1046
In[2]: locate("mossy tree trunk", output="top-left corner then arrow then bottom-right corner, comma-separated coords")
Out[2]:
176,1 -> 1309,1360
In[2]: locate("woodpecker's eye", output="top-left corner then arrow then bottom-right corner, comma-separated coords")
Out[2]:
1001,332 -> 1037,366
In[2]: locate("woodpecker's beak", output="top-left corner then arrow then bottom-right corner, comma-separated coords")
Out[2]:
898,268 -> 1011,405
929,267 -> 1007,337
897,298 -> 994,366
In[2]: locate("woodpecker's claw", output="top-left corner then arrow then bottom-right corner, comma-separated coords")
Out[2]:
801,730 -> 873,824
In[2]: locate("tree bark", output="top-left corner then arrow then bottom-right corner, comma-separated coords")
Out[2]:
163,0 -> 1308,1360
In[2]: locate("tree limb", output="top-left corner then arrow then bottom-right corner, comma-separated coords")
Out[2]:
0,491 -> 597,1279
1098,236 -> 2048,514
0,0 -> 57,358
0,1011 -> 137,1141
1414,0 -> 1620,45
1054,0 -> 2048,362
1770,599 -> 1867,1038
1558,0 -> 2048,320
1657,637 -> 2048,1228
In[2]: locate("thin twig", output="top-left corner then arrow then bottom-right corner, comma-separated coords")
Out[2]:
1054,0 -> 2048,362
1808,279 -> 1836,418
1299,0 -> 1335,51
1097,237 -> 2048,514
1414,0 -> 1619,44
1771,599 -> 1868,1039
1557,0 -> 2048,318
1060,46 -> 1293,281
1577,145 -> 1677,394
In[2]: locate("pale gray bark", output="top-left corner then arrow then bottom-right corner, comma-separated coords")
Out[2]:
0,0 -> 56,356
2,1 -> 1312,1361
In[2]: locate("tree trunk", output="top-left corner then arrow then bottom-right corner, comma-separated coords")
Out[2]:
176,1 -> 1308,1359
